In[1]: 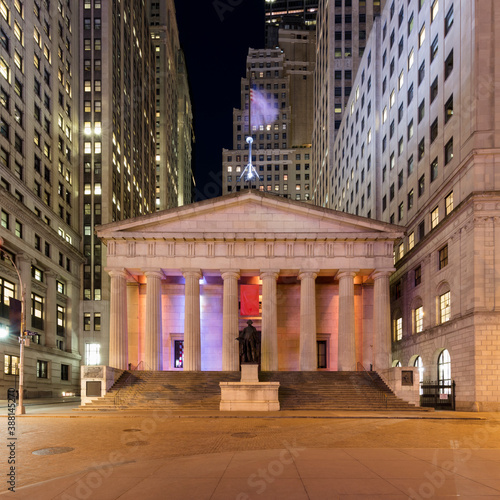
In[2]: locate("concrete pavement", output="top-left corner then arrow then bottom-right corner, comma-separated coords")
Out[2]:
0,401 -> 499,499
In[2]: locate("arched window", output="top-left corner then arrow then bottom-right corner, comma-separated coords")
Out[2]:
438,349 -> 451,393
414,355 -> 424,394
394,360 -> 401,367
411,297 -> 423,334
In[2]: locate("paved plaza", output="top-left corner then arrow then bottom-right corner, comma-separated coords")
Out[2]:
1,400 -> 500,499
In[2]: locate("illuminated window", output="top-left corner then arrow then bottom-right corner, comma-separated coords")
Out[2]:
408,231 -> 415,250
85,343 -> 100,365
414,306 -> 423,333
439,245 -> 448,269
4,355 -> 19,375
94,183 -> 101,195
438,349 -> 451,389
445,192 -> 453,215
395,317 -> 403,341
408,48 -> 414,70
431,0 -> 439,22
439,291 -> 450,323
431,207 -> 439,228
419,24 -> 425,47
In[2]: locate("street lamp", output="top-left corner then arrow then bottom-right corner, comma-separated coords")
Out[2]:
0,237 -> 27,415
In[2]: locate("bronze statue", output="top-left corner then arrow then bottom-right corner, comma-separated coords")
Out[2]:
236,320 -> 260,364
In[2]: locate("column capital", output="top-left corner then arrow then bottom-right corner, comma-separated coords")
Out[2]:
260,269 -> 280,280
221,269 -> 240,281
371,269 -> 395,280
16,253 -> 34,267
181,269 -> 202,280
105,268 -> 129,279
336,270 -> 359,280
298,270 -> 319,281
143,269 -> 165,280
45,270 -> 58,281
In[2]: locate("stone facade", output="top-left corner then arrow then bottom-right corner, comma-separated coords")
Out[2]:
96,191 -> 403,373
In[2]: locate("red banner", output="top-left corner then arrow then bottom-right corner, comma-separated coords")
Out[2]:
240,285 -> 259,316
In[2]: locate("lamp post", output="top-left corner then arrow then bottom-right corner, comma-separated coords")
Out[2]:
0,238 -> 26,415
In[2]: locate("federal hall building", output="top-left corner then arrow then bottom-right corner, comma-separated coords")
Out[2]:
96,191 -> 403,377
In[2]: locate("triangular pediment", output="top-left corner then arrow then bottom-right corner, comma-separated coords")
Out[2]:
97,191 -> 403,241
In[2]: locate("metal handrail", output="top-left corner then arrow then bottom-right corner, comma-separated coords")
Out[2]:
356,361 -> 374,381
113,371 -> 135,406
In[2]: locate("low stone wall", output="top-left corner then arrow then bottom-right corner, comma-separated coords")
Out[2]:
378,367 -> 420,407
80,365 -> 124,405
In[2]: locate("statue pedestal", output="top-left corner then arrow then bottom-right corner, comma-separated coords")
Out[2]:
220,364 -> 280,411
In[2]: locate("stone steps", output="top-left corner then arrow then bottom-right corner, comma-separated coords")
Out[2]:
77,370 -> 424,411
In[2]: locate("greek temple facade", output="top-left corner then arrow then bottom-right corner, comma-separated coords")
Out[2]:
96,191 -> 404,373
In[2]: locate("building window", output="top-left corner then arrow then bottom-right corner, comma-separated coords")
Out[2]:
430,77 -> 438,103
431,207 -> 439,229
31,293 -> 44,329
430,157 -> 438,182
438,349 -> 451,388
418,175 -> 425,197
414,356 -> 424,387
94,313 -> 101,331
415,265 -> 422,286
439,245 -> 448,269
445,50 -> 453,79
408,189 -> 414,210
395,317 -> 403,341
445,137 -> 453,164
439,291 -> 451,323
445,192 -> 454,215
37,360 -> 48,378
61,364 -> 69,381
445,5 -> 454,35
4,354 -> 19,375
57,305 -> 65,336
430,35 -> 439,62
414,306 -> 424,333
430,119 -> 438,144
444,95 -> 453,123
409,232 -> 415,250
85,343 -> 100,365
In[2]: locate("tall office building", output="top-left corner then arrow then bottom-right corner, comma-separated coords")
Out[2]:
79,0 -> 156,367
313,0 -> 384,205
0,0 -> 83,397
149,0 -> 194,211
265,0 -> 319,47
223,23 -> 315,200
313,0 -> 500,410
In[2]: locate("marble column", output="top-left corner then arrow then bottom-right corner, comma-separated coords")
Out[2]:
44,271 -> 57,348
337,271 -> 357,371
299,270 -> 318,371
182,269 -> 202,371
260,270 -> 279,371
221,269 -> 240,371
372,270 -> 393,370
108,269 -> 128,370
144,270 -> 164,371
16,254 -> 32,331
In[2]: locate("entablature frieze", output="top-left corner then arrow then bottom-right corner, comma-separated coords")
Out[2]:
106,237 -> 399,262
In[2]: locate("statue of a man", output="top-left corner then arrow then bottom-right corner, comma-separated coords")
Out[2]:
237,320 -> 259,363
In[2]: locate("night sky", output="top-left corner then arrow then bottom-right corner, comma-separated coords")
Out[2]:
174,0 -> 265,201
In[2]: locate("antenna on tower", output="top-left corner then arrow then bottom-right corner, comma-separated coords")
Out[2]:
238,136 -> 260,189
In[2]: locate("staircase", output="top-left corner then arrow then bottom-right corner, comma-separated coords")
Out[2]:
77,370 -> 424,411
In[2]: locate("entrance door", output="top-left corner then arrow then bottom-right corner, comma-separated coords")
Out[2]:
317,340 -> 327,369
174,340 -> 184,368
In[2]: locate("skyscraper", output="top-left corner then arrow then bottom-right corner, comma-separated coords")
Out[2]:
223,22 -> 315,201
265,0 -> 319,47
79,0 -> 156,366
0,0 -> 83,397
313,0 -> 384,205
313,0 -> 500,411
149,0 -> 194,211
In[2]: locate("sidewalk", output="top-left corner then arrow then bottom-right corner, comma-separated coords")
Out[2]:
0,403 -> 499,499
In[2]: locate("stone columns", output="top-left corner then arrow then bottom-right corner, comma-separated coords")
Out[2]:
221,269 -> 240,371
372,270 -> 393,370
337,271 -> 357,371
16,254 -> 32,331
260,270 -> 279,371
144,270 -> 164,371
298,270 -> 318,371
182,269 -> 202,371
108,269 -> 129,370
44,271 -> 57,348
